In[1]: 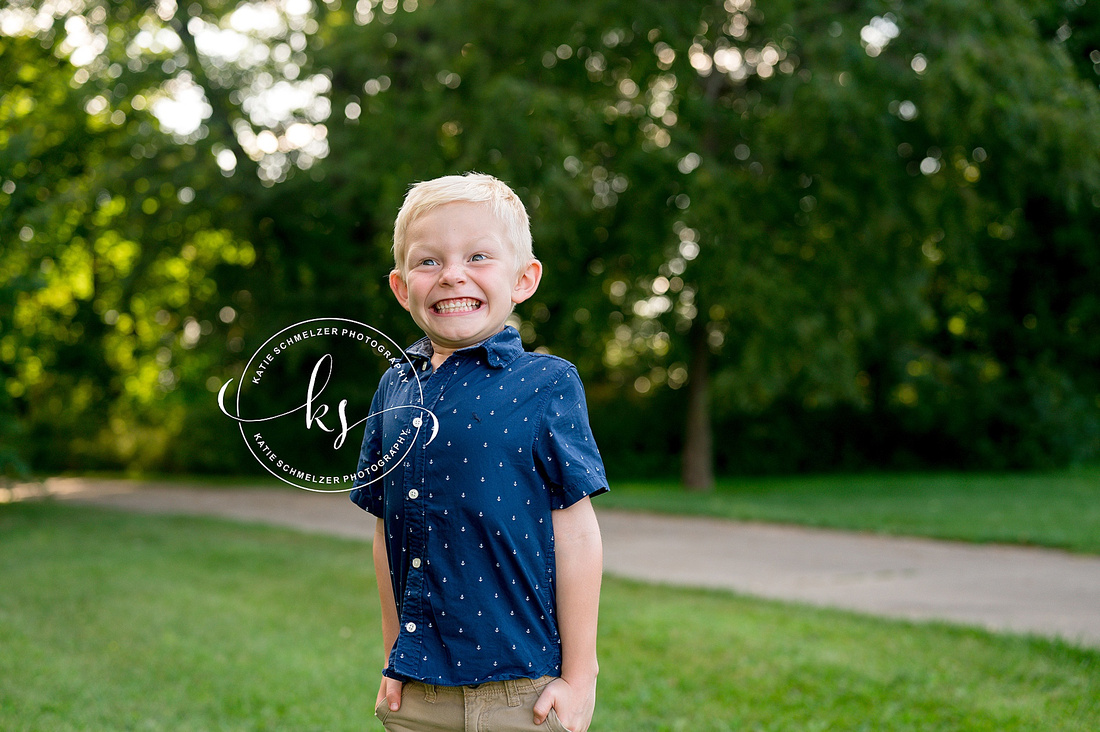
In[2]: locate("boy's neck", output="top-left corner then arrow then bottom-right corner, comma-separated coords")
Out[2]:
430,348 -> 453,370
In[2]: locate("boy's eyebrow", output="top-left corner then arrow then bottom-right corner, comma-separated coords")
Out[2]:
406,234 -> 506,251
403,241 -> 440,257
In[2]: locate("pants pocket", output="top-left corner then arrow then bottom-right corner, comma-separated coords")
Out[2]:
545,708 -> 573,732
374,698 -> 390,725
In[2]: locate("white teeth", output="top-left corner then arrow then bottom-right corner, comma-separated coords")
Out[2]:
434,298 -> 481,314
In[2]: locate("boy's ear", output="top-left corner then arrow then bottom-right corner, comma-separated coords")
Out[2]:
511,259 -> 543,305
389,269 -> 411,311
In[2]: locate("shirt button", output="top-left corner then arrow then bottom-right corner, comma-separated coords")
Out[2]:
412,558 -> 422,569
405,622 -> 417,633
408,489 -> 419,500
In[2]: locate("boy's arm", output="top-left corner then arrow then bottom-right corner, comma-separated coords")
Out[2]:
534,496 -> 603,732
373,518 -> 404,712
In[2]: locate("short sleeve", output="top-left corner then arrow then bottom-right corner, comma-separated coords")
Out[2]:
349,383 -> 386,516
534,365 -> 609,509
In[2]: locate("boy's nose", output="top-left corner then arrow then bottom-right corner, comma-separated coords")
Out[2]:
439,261 -> 467,284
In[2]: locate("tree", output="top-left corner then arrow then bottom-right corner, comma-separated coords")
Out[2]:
503,0 -> 1100,484
3,0 -> 1097,481
1,2 -> 268,471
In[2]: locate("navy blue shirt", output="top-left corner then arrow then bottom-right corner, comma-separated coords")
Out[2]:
350,326 -> 608,686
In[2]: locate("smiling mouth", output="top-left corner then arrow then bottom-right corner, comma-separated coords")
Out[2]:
432,298 -> 483,314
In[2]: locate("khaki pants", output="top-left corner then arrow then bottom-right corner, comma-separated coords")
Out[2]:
375,675 -> 572,732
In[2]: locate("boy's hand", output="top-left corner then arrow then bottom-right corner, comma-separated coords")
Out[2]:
533,676 -> 596,732
376,675 -> 404,713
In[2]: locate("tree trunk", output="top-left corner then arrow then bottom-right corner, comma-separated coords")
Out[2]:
679,66 -> 725,493
681,317 -> 714,492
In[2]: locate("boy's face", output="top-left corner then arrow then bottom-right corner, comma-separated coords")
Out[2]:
390,201 -> 541,361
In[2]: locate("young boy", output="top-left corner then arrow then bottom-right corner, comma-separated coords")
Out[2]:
351,173 -> 607,732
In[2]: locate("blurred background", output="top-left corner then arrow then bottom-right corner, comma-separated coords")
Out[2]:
2,0 -> 1099,490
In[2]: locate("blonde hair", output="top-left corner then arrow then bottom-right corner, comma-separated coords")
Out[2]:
392,172 -> 534,276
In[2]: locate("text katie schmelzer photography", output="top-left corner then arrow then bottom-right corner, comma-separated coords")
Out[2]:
216,317 -> 438,492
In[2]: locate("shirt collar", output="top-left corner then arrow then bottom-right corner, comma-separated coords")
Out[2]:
405,326 -> 524,370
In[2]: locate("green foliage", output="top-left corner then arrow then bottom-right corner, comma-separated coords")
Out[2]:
0,21 -> 259,473
1,0 -> 1098,476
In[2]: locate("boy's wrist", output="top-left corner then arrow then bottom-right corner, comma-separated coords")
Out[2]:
561,660 -> 599,686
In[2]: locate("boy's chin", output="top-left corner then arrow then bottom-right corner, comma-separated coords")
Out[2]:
428,323 -> 509,350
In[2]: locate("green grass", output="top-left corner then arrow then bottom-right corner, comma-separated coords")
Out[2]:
600,465 -> 1100,554
0,501 -> 380,732
2,502 -> 1098,731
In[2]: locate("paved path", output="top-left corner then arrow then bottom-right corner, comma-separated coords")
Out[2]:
17,477 -> 1100,649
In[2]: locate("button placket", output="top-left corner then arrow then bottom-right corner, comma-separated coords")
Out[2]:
394,360 -> 459,678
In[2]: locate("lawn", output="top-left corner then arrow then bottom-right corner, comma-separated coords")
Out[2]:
2,501 -> 1097,731
599,465 -> 1100,554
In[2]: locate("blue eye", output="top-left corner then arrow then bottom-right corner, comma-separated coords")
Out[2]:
420,258 -> 439,267
471,253 -> 488,262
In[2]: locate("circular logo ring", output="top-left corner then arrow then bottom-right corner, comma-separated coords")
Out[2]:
218,317 -> 434,493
